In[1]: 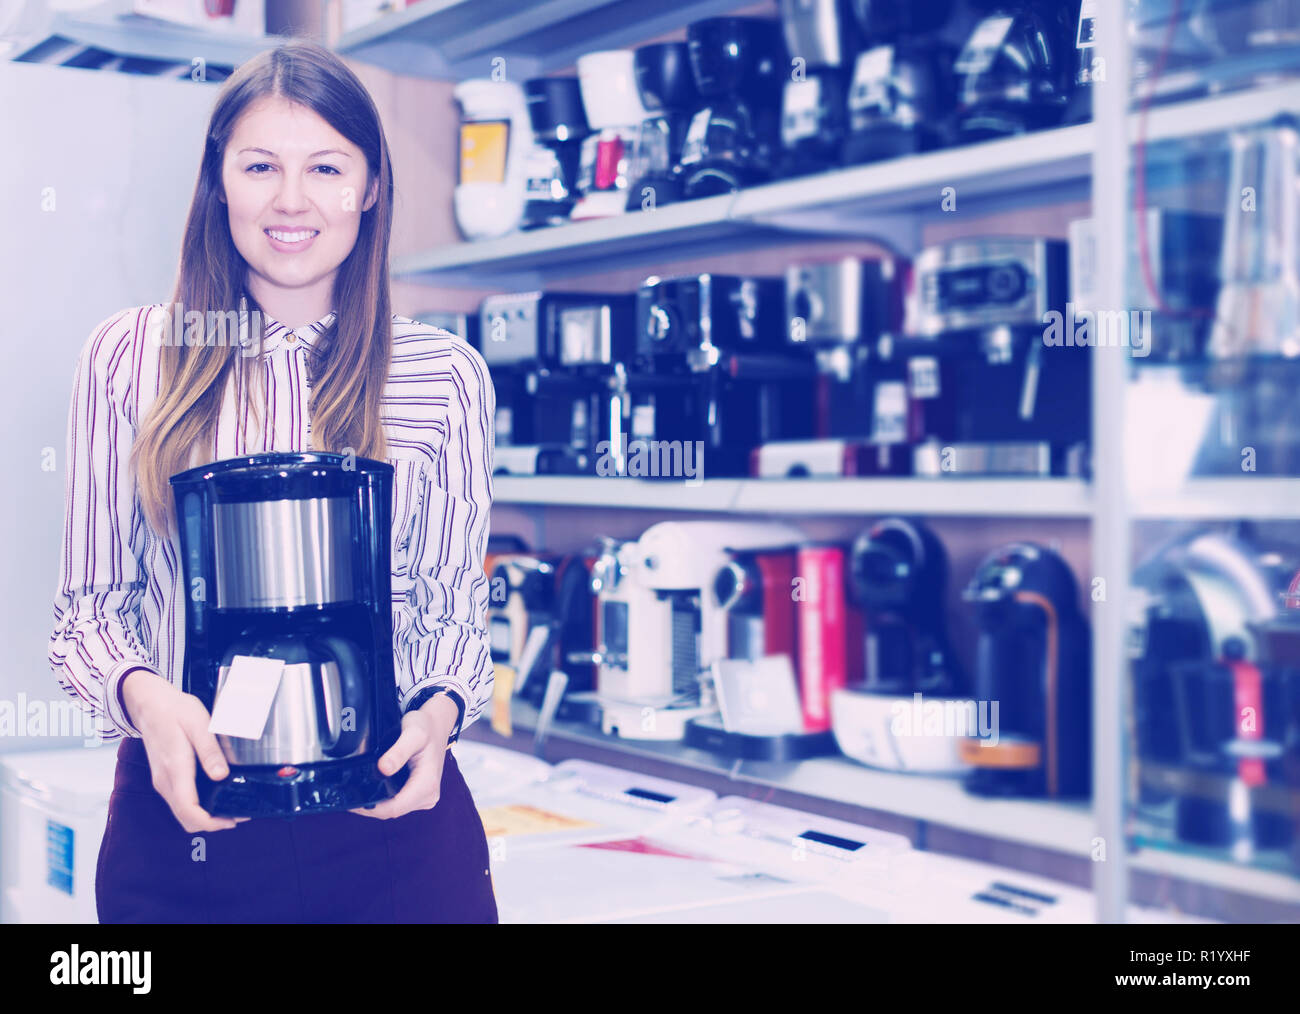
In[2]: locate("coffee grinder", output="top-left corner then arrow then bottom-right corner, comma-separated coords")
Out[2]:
170,452 -> 408,817
961,542 -> 1090,798
521,76 -> 591,229
679,16 -> 788,197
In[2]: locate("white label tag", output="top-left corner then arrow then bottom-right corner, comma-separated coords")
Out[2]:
209,655 -> 285,739
782,78 -> 822,143
909,357 -> 941,399
850,45 -> 894,112
1077,0 -> 1098,49
956,15 -> 1014,75
873,381 -> 908,443
632,403 -> 655,440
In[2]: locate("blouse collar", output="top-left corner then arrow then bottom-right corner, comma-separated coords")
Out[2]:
237,294 -> 337,357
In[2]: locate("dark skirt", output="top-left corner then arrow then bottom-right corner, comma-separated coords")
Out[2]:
96,737 -> 498,924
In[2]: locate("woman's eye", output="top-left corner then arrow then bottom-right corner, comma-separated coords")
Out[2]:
247,163 -> 272,174
313,165 -> 341,176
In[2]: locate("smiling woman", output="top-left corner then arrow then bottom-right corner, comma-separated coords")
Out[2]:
48,40 -> 498,925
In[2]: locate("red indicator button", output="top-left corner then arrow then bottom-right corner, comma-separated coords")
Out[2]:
276,766 -> 300,779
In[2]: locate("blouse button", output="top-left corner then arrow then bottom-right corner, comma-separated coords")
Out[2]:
286,333 -> 299,345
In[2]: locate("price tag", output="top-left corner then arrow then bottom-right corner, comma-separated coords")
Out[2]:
632,403 -> 656,440
781,78 -> 822,143
850,45 -> 894,113
956,15 -> 1014,75
872,381 -> 908,443
909,356 -> 941,400
209,655 -> 285,740
1077,0 -> 1098,49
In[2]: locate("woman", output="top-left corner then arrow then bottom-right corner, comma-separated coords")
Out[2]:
47,41 -> 498,923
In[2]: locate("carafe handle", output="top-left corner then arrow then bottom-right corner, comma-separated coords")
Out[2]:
315,636 -> 371,759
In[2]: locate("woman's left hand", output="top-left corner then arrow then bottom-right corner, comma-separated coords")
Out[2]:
349,693 -> 459,819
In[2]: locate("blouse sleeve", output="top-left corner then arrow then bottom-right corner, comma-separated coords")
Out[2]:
393,339 -> 495,743
48,308 -> 160,741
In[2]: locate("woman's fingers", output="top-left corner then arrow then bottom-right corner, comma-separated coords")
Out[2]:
376,720 -> 429,778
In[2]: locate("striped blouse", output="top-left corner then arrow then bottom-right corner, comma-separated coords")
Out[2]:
48,300 -> 496,745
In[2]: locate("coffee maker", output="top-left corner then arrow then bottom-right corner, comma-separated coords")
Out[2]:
1129,529 -> 1297,856
1196,117 -> 1300,476
903,237 -> 1090,477
628,42 -> 700,210
679,16 -> 788,197
170,452 -> 408,817
573,50 -> 648,220
522,76 -> 591,229
951,1 -> 1076,142
778,0 -> 861,176
628,273 -> 813,478
453,79 -> 534,240
961,542 -> 1090,798
588,521 -> 803,740
842,0 -> 961,163
753,256 -> 913,478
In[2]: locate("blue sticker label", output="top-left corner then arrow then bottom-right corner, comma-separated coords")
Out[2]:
46,820 -> 75,896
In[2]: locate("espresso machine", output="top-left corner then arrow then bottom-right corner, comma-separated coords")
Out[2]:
481,291 -> 632,475
1129,529 -> 1297,856
950,0 -> 1076,142
487,554 -> 557,689
628,42 -> 700,210
1195,117 -> 1300,476
842,0 -> 962,163
753,256 -> 913,478
778,0 -> 861,176
679,16 -> 788,197
573,50 -> 648,220
629,273 -> 814,478
961,542 -> 1091,799
903,237 -> 1090,477
170,452 -> 408,817
521,76 -> 591,229
453,79 -> 534,240
830,517 -> 971,775
586,521 -> 803,740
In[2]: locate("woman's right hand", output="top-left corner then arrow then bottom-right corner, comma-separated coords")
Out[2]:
121,669 -> 248,833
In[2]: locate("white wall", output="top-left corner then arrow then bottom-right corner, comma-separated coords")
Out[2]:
0,61 -> 217,751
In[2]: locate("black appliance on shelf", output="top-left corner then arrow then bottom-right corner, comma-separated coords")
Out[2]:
679,16 -> 788,197
848,518 -> 963,696
171,453 -> 408,817
842,0 -> 962,163
777,0 -> 862,175
951,0 -> 1077,142
521,76 -> 592,229
962,542 -> 1091,799
628,42 -> 700,209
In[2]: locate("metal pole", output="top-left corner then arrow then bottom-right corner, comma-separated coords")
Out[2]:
1091,0 -> 1132,924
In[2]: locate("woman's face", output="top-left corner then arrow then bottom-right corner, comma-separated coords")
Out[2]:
221,95 -> 377,312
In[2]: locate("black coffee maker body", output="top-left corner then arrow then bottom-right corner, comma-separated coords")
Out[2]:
962,542 -> 1091,798
171,452 -> 408,817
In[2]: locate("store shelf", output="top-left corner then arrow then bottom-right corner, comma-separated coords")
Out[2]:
336,0 -> 742,81
1129,845 -> 1300,905
493,475 -> 1093,518
1131,478 -> 1300,520
482,701 -> 1093,858
3,1 -> 271,76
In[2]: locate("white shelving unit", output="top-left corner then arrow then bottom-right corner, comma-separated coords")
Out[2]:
349,0 -> 1300,919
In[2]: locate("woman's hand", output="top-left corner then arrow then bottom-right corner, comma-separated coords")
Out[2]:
349,692 -> 458,820
121,669 -> 249,833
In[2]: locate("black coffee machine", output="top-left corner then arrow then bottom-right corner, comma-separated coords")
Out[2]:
679,16 -> 788,197
848,518 -> 962,695
628,273 -> 815,478
522,76 -> 591,228
903,237 -> 1090,477
171,452 -> 408,817
842,0 -> 962,163
753,256 -> 913,478
777,0 -> 861,176
951,0 -> 1076,142
628,42 -> 700,209
1130,529 -> 1298,855
962,542 -> 1091,798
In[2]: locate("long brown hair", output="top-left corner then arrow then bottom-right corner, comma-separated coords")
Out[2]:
132,40 -> 393,537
